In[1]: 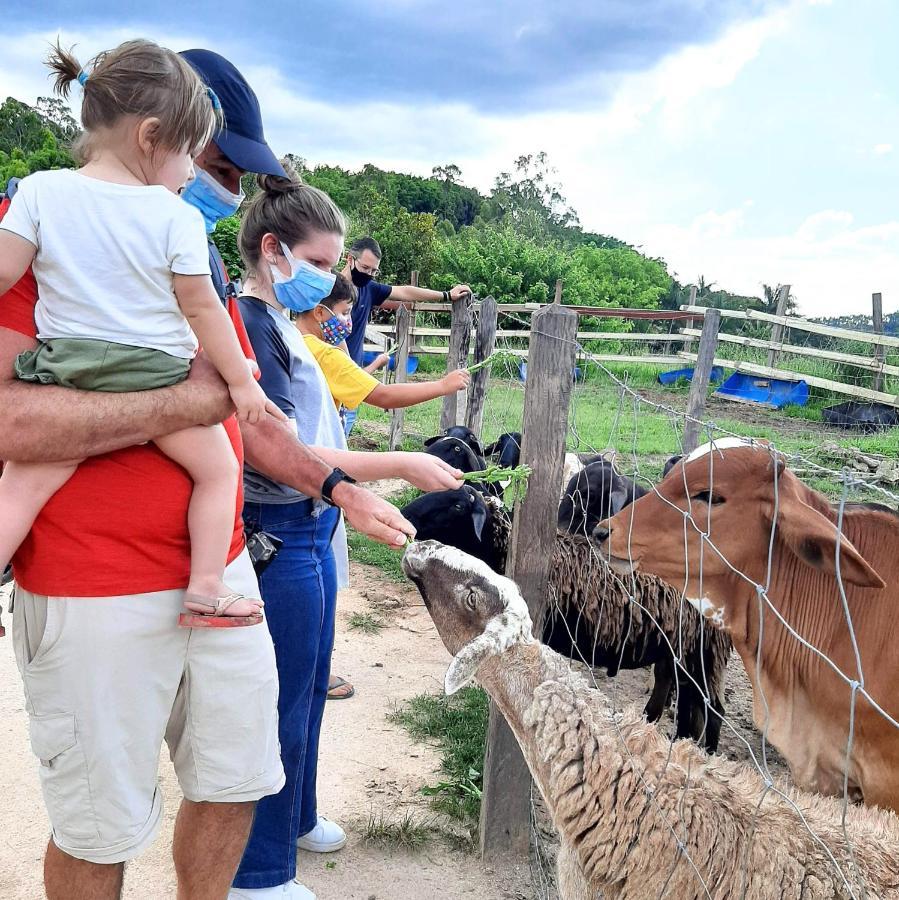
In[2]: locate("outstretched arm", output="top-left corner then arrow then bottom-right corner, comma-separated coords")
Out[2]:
241,415 -> 447,546
0,328 -> 234,463
380,282 -> 471,311
365,369 -> 469,410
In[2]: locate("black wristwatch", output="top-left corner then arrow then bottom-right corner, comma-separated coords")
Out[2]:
320,467 -> 357,506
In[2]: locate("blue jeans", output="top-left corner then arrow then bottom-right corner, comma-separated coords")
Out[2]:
233,499 -> 340,890
342,407 -> 357,438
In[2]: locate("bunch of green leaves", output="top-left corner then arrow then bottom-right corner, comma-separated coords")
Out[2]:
465,348 -> 520,374
461,463 -> 531,509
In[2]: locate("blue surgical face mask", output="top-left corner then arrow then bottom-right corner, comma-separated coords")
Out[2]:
317,306 -> 353,345
270,242 -> 337,313
181,166 -> 245,233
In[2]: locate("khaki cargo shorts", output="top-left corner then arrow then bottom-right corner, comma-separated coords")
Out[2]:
12,550 -> 285,864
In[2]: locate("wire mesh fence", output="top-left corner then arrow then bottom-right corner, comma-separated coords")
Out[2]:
357,294 -> 899,898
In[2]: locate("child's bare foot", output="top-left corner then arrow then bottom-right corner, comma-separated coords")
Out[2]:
180,577 -> 264,627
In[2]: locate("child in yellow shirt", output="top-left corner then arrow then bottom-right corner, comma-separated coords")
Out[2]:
297,273 -> 470,418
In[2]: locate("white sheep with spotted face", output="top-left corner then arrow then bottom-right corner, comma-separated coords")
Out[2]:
403,540 -> 899,900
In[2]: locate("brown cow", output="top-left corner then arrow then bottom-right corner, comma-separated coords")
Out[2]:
594,438 -> 899,813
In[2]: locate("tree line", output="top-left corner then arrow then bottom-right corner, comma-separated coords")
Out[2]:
2,95 -> 780,326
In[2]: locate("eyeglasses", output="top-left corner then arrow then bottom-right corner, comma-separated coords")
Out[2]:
352,258 -> 380,277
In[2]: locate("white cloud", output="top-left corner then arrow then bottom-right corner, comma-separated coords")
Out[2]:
641,210 -> 899,316
0,2 -> 891,319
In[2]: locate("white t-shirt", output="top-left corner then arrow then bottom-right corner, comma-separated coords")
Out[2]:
1,169 -> 210,359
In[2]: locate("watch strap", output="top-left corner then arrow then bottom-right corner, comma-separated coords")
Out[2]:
321,467 -> 357,506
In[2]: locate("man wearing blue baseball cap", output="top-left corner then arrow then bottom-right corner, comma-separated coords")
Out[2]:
180,49 -> 286,302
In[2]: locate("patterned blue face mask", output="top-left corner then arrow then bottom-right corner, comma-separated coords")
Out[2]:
270,243 -> 337,313
317,307 -> 353,345
181,166 -> 245,233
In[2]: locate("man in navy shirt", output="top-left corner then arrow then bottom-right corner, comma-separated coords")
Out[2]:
341,236 -> 471,365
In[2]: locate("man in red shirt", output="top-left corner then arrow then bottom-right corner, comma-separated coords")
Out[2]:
0,52 -> 438,900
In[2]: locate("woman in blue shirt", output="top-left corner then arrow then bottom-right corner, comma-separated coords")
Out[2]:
230,173 -> 461,900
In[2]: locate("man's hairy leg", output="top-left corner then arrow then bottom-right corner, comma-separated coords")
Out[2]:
0,328 -> 233,463
173,800 -> 255,900
45,841 -> 124,900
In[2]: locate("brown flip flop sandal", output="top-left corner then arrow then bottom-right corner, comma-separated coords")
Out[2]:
178,592 -> 264,628
327,676 -> 355,700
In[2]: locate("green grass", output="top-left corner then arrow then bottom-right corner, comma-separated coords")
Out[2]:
347,611 -> 385,634
359,811 -> 436,852
346,530 -> 406,581
352,353 -> 899,510
388,686 -> 489,835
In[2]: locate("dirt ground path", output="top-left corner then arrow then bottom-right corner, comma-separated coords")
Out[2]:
0,571 -> 532,900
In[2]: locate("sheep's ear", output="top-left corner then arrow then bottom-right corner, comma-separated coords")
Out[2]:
472,504 -> 487,541
444,635 -> 492,695
423,436 -> 439,448
608,485 -> 630,516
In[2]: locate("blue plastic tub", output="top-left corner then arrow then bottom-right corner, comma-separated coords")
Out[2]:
714,372 -> 808,409
361,350 -> 419,375
518,362 -> 582,382
658,366 -> 724,386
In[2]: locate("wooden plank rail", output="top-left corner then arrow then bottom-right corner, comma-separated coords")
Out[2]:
368,324 -> 695,342
681,304 -> 899,349
396,302 -> 705,319
680,328 -> 899,377
678,352 -> 899,406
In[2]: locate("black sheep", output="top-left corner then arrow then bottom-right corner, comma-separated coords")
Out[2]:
558,460 -> 648,538
401,487 -> 730,751
483,431 -> 522,469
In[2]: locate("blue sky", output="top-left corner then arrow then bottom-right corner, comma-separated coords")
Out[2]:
2,0 -> 896,315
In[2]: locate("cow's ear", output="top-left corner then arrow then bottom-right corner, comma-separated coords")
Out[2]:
773,483 -> 884,589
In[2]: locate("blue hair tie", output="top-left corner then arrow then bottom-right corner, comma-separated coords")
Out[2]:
206,87 -> 222,113
77,69 -> 89,86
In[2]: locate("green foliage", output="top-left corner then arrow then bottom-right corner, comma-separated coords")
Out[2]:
431,221 -> 670,314
0,96 -> 77,190
348,185 -> 439,284
211,215 -> 242,279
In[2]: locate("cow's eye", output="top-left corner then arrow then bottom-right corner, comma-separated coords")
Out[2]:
691,490 -> 725,505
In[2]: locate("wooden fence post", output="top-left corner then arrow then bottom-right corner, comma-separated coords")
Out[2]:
766,284 -> 791,369
465,296 -> 497,439
872,292 -> 885,393
440,295 -> 473,431
387,304 -> 411,450
683,308 -> 721,454
480,303 -> 578,861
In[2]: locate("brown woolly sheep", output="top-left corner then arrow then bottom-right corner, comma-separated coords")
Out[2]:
403,540 -> 899,900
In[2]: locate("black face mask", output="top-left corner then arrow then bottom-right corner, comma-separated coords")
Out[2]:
350,264 -> 374,289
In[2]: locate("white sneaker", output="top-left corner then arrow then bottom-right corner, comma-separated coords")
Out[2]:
229,880 -> 316,899
296,814 -> 347,853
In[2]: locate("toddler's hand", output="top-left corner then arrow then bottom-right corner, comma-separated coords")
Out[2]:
230,380 -> 288,424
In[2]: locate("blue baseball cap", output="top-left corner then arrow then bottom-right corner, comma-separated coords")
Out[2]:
181,49 -> 286,178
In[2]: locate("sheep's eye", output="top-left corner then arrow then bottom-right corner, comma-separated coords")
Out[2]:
465,590 -> 477,611
690,490 -> 725,505
453,503 -> 464,511
453,446 -> 460,453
